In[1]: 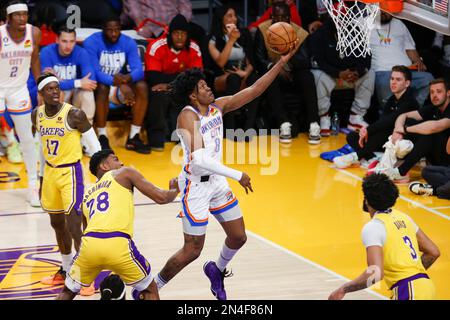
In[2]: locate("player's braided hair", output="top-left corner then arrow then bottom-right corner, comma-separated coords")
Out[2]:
89,149 -> 115,176
362,173 -> 399,211
168,68 -> 205,107
100,274 -> 126,300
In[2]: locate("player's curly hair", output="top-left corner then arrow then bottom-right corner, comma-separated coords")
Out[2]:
100,274 -> 126,300
168,68 -> 205,107
89,149 -> 115,176
362,173 -> 399,211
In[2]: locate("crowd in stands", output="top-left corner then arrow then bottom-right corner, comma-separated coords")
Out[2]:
1,0 -> 450,199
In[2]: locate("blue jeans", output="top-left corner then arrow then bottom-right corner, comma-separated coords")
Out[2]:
375,70 -> 434,109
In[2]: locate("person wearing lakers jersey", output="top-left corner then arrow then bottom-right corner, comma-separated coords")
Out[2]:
56,149 -> 179,300
153,42 -> 299,300
0,1 -> 42,206
329,173 -> 440,300
31,74 -> 101,287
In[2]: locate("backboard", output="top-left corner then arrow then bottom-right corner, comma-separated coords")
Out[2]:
391,0 -> 450,35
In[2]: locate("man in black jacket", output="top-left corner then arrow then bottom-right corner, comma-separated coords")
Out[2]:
310,19 -> 375,136
332,65 -> 419,168
254,2 -> 320,144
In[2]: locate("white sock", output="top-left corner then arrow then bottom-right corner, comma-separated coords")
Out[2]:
155,273 -> 168,290
129,125 -> 141,139
61,253 -> 73,272
97,127 -> 107,137
216,243 -> 239,272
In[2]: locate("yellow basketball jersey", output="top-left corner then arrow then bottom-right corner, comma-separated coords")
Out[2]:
82,170 -> 135,237
373,209 -> 426,288
36,103 -> 82,166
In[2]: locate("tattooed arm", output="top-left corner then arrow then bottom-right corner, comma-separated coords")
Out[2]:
328,246 -> 384,300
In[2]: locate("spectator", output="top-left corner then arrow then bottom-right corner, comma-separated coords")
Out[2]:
209,5 -> 259,135
40,27 -> 97,124
83,15 -> 150,154
409,164 -> 450,199
330,66 -> 420,168
254,2 -> 318,144
370,11 -> 434,108
377,78 -> 450,183
310,19 -> 375,136
249,0 -> 302,31
145,14 -> 203,151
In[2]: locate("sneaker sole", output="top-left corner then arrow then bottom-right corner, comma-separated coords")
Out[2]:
308,140 -> 320,145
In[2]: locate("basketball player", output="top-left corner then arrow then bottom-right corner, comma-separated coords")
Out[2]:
150,42 -> 299,300
0,1 -> 42,206
329,173 -> 440,300
56,149 -> 179,300
31,74 -> 101,289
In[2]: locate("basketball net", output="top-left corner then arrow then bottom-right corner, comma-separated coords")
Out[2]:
322,0 -> 380,58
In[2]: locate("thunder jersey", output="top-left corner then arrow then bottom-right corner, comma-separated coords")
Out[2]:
0,23 -> 33,88
373,209 -> 426,288
36,103 -> 82,166
178,104 -> 223,177
82,170 -> 135,237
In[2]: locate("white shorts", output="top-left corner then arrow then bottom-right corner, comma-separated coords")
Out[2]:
178,174 -> 243,236
0,85 -> 32,115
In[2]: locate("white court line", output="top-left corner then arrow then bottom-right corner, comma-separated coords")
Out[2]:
431,206 -> 450,210
247,230 -> 388,300
332,167 -> 450,221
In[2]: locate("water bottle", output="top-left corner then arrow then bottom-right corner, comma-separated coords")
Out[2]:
331,112 -> 340,136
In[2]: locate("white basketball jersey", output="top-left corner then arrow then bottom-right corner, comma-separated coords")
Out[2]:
178,104 -> 223,177
0,24 -> 33,88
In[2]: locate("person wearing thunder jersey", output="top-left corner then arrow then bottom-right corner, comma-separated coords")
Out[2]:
329,173 -> 440,300
31,74 -> 101,292
56,149 -> 179,300
150,41 -> 299,300
0,1 -> 42,206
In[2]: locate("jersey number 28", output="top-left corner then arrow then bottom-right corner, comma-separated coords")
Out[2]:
86,192 -> 110,218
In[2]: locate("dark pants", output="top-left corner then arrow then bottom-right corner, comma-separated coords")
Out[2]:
422,165 -> 450,199
221,72 -> 259,131
145,91 -> 180,148
264,68 -> 319,127
346,129 -> 390,160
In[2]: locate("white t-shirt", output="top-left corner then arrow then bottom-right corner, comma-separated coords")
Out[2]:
369,18 -> 416,72
361,214 -> 419,248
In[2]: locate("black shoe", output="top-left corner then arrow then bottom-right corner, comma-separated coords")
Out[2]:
126,134 -> 151,154
99,135 -> 111,150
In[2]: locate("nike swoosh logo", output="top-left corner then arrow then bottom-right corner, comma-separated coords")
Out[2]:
62,172 -> 69,176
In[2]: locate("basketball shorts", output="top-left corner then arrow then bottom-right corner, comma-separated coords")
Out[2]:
178,174 -> 242,236
391,273 -> 436,300
0,85 -> 32,116
41,161 -> 84,214
65,231 -> 153,293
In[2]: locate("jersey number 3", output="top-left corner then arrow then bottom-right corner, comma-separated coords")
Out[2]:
86,192 -> 110,218
403,236 -> 418,260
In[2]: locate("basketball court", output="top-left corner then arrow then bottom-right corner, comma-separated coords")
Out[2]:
0,132 -> 448,300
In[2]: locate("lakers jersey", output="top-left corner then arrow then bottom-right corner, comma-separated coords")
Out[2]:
0,23 -> 33,88
82,170 -> 135,237
36,103 -> 82,167
178,104 -> 223,177
373,209 -> 427,288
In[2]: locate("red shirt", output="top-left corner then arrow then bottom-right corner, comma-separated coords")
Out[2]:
145,37 -> 203,73
248,3 -> 302,29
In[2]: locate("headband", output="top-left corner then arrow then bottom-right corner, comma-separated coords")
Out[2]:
38,76 -> 59,91
6,4 -> 28,15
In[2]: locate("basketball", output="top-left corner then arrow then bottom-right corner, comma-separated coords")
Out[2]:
266,22 -> 297,54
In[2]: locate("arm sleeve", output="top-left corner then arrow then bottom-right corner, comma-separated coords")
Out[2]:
191,148 -> 243,181
84,36 -> 114,86
126,38 -> 144,82
361,220 -> 386,248
81,127 -> 101,154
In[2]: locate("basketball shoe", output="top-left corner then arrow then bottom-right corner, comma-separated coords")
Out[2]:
320,144 -> 355,162
203,261 -> 233,300
41,267 -> 66,285
333,152 -> 359,168
347,114 -> 368,131
320,115 -> 331,137
409,182 -> 434,196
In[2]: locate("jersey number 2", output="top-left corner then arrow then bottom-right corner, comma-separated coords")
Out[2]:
10,66 -> 18,78
86,192 -> 110,218
403,236 -> 418,260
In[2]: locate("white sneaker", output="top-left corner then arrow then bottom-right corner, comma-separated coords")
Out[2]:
320,115 -> 331,137
28,183 -> 41,207
280,122 -> 292,143
308,122 -> 321,145
333,152 -> 359,169
409,182 -> 434,196
7,141 -> 23,164
348,114 -> 368,131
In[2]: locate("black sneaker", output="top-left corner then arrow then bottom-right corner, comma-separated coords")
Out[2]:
126,134 -> 151,154
99,135 -> 111,150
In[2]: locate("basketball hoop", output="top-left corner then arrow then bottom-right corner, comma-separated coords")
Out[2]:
322,0 -> 381,58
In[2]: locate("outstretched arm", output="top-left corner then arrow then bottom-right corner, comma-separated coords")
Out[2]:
215,41 -> 299,115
